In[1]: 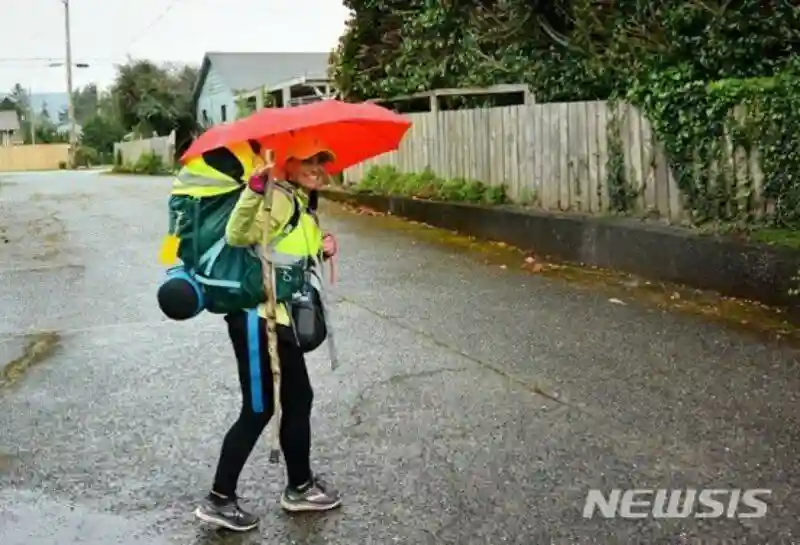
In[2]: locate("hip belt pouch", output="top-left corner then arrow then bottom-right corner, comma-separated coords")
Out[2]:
288,285 -> 327,353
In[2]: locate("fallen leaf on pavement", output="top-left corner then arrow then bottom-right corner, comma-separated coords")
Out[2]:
608,298 -> 626,305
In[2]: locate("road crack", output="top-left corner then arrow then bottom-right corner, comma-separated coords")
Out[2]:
348,366 -> 470,431
334,294 -> 570,406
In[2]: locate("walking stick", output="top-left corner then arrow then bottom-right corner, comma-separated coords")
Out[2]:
257,156 -> 283,464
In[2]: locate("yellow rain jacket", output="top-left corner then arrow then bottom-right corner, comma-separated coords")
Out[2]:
224,183 -> 323,325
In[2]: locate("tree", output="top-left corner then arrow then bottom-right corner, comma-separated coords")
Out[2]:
330,0 -> 800,103
110,60 -> 196,135
81,113 -> 125,155
32,121 -> 66,145
58,106 -> 69,124
72,84 -> 99,124
39,101 -> 50,121
109,59 -> 199,157
8,83 -> 29,115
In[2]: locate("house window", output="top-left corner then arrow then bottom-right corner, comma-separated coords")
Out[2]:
220,105 -> 227,122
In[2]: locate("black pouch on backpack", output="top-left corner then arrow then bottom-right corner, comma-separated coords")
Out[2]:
287,285 -> 328,353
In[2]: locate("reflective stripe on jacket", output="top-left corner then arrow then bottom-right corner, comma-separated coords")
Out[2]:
172,142 -> 260,198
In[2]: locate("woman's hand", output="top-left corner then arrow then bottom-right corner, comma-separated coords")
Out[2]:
248,150 -> 275,195
322,233 -> 338,259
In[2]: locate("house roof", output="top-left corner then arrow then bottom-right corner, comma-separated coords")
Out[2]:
192,52 -> 330,106
0,110 -> 20,131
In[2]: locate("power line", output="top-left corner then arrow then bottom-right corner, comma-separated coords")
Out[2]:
0,57 -> 124,65
0,57 -> 191,70
122,0 -> 185,52
2,0 -> 191,69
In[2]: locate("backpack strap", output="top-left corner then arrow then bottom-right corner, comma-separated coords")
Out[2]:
274,183 -> 302,236
265,182 -> 303,252
308,190 -> 319,213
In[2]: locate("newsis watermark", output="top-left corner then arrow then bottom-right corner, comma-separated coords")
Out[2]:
582,489 -> 771,519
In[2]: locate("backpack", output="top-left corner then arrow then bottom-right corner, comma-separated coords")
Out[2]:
164,183 -> 317,316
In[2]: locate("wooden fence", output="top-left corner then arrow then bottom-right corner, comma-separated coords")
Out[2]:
114,131 -> 175,167
0,144 -> 70,171
344,101 -> 766,223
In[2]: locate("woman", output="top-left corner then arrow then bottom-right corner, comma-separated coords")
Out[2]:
194,140 -> 340,532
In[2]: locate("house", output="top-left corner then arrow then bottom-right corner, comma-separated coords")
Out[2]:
192,52 -> 333,126
0,110 -> 22,147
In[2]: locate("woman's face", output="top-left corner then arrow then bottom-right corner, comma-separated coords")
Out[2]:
286,153 -> 332,189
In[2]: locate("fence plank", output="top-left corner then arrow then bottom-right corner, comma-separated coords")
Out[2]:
596,102 -> 609,212
519,105 -> 535,204
548,104 -> 562,209
488,108 -> 504,188
639,112 -> 657,214
585,102 -> 600,213
574,102 -> 591,212
557,103 -> 570,210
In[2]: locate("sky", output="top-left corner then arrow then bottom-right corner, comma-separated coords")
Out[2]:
0,0 -> 350,94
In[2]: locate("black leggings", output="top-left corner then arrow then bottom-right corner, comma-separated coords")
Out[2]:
212,310 -> 314,497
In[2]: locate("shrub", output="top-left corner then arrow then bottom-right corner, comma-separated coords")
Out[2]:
111,152 -> 172,175
132,151 -> 168,175
57,161 -> 67,170
73,146 -> 99,168
111,163 -> 132,173
354,165 -> 507,204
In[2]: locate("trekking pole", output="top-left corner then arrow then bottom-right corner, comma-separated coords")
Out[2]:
258,168 -> 282,465
319,247 -> 339,371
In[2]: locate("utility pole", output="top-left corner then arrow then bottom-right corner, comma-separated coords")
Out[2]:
29,86 -> 36,146
63,0 -> 76,166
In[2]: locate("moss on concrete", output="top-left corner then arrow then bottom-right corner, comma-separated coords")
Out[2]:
0,332 -> 60,390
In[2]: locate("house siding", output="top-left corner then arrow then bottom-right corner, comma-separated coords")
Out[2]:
196,64 -> 236,126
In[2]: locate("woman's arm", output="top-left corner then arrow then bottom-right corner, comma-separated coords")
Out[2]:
225,185 -> 294,247
225,186 -> 264,247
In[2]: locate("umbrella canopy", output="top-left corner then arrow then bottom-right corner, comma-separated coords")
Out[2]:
181,100 -> 412,173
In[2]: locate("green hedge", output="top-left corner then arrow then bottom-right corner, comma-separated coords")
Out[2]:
111,151 -> 173,175
353,165 -> 507,205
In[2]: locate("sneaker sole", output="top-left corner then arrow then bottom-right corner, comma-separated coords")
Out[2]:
280,496 -> 342,513
193,507 -> 259,532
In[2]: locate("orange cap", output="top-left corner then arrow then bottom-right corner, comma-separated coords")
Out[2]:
284,135 -> 336,163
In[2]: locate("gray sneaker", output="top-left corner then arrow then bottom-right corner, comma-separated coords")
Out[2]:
280,475 -> 342,512
194,494 -> 259,532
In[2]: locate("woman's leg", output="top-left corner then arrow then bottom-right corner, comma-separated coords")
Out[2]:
195,310 -> 272,532
275,338 -> 313,488
212,311 -> 275,496
276,330 -> 342,512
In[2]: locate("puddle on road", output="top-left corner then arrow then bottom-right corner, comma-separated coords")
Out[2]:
325,201 -> 800,346
0,490 -> 170,545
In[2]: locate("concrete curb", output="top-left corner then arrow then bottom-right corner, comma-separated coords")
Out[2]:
321,189 -> 800,315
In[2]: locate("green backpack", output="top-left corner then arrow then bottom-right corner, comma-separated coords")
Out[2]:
166,185 -> 313,314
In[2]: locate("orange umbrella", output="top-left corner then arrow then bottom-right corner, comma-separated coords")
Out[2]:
181,100 -> 412,173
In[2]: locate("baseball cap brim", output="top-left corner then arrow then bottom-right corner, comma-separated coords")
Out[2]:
285,138 -> 336,163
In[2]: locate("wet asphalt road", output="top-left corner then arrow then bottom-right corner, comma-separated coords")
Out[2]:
0,171 -> 798,545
